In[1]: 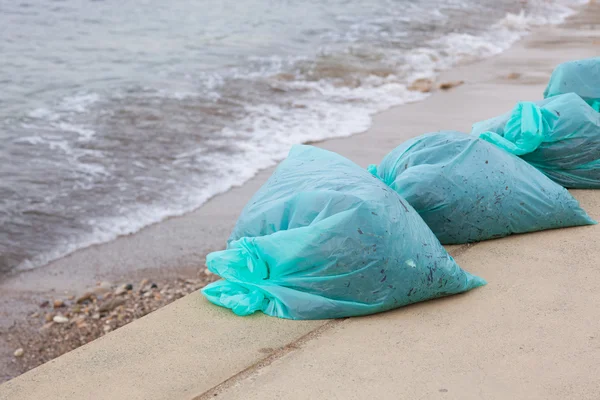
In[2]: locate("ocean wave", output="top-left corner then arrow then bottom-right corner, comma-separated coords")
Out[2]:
11,0 -> 585,273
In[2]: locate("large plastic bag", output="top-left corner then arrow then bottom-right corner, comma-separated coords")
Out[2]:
472,93 -> 600,188
202,145 -> 485,320
368,131 -> 595,245
544,57 -> 600,110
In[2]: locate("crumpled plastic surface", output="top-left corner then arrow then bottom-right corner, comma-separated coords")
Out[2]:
472,93 -> 600,188
544,57 -> 600,110
202,145 -> 485,320
368,131 -> 595,245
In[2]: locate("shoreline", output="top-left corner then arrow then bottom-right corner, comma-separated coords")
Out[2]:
1,1 -> 596,382
3,1 -> 583,281
4,1 -> 579,278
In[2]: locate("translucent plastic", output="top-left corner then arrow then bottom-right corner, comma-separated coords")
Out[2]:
202,145 -> 485,320
368,131 -> 595,244
544,57 -> 600,110
472,93 -> 600,188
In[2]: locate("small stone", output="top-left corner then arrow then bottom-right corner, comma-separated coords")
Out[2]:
14,348 -> 24,358
143,291 -> 152,298
77,284 -> 111,300
39,300 -> 50,308
203,269 -> 213,276
92,313 -> 100,320
71,305 -> 82,313
507,72 -> 521,80
45,313 -> 54,322
76,292 -> 95,304
154,294 -> 162,301
67,295 -> 75,300
53,315 -> 69,324
115,284 -> 129,296
103,325 -> 112,333
439,80 -> 464,90
98,297 -> 126,313
138,278 -> 150,291
30,312 -> 40,318
98,281 -> 112,289
150,283 -> 158,289
160,284 -> 170,294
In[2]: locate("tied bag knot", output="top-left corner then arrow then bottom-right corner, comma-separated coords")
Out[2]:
479,101 -> 559,156
203,238 -> 270,316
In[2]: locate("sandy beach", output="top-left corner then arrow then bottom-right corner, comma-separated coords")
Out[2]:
1,0 -> 598,384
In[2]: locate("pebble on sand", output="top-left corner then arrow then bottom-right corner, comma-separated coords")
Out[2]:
14,348 -> 24,358
98,297 -> 126,313
76,292 -> 95,304
439,80 -> 464,90
138,278 -> 150,291
114,284 -> 130,296
8,275 -> 217,375
53,315 -> 69,324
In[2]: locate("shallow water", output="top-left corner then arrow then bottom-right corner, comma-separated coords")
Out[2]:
0,0 -> 583,274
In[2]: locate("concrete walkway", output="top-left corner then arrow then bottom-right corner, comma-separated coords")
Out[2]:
200,196 -> 600,399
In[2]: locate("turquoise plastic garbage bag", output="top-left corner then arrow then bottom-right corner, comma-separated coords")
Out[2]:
544,57 -> 600,110
368,131 -> 595,245
472,93 -> 600,188
202,145 -> 485,320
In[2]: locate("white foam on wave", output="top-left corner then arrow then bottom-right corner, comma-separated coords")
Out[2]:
24,92 -> 99,144
28,108 -> 61,121
404,0 -> 585,83
13,135 -> 47,146
431,0 -> 584,67
15,78 -> 426,273
13,129 -> 108,187
15,0 -> 586,273
54,122 -> 96,140
27,92 -> 99,122
58,92 -> 100,113
15,153 -> 272,273
13,133 -> 73,154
